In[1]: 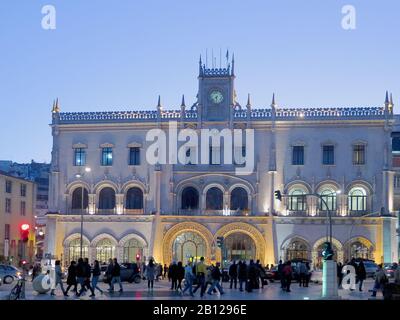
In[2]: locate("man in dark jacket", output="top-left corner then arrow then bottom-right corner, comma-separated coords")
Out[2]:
238,261 -> 247,292
229,261 -> 238,289
78,258 -> 94,297
356,260 -> 367,291
169,262 -> 178,290
207,263 -> 224,295
109,258 -> 123,293
75,258 -> 86,294
277,260 -> 284,289
247,260 -> 257,292
65,261 -> 77,295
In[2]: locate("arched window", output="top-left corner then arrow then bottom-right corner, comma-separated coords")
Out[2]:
98,187 -> 116,210
123,238 -> 144,263
173,232 -> 206,263
95,238 -> 115,264
126,187 -> 143,209
206,187 -> 223,210
225,233 -> 256,261
348,187 -> 367,212
71,187 -> 89,209
181,187 -> 199,210
68,238 -> 89,263
288,189 -> 307,211
344,240 -> 373,261
285,239 -> 310,261
230,187 -> 248,211
319,188 -> 336,211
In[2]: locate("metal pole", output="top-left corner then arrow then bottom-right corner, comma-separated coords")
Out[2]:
80,187 -> 83,258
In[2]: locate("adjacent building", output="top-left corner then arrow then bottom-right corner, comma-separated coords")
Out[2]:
0,171 -> 36,264
45,56 -> 399,268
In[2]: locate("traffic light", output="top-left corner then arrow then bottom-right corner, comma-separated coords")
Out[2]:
216,236 -> 224,248
136,253 -> 140,261
274,190 -> 282,201
20,224 -> 30,243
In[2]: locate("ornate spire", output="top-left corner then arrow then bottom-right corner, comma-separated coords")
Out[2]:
385,91 -> 389,104
246,93 -> 251,108
231,53 -> 235,76
271,93 -> 276,108
181,94 -> 186,107
52,98 -> 60,113
389,93 -> 394,113
157,95 -> 161,108
199,55 -> 203,76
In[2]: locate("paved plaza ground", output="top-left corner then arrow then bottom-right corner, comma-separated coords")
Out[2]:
0,278 -> 384,300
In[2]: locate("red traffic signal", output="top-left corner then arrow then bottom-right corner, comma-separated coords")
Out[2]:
136,254 -> 140,261
21,260 -> 27,265
20,224 -> 30,242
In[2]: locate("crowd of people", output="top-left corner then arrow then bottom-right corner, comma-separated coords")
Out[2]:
28,255 -> 400,299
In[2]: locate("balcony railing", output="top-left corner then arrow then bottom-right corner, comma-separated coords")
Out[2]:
167,209 -> 252,216
278,209 -> 371,217
66,208 -> 145,215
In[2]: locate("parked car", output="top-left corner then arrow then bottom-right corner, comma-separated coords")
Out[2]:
101,262 -> 141,284
384,263 -> 398,278
0,265 -> 22,285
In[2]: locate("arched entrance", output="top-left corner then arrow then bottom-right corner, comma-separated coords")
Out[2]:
214,222 -> 266,264
224,233 -> 255,261
344,237 -> 374,262
282,237 -> 311,261
162,222 -> 214,264
173,232 -> 206,263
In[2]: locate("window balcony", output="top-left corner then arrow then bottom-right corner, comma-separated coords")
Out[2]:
167,209 -> 252,216
66,208 -> 145,215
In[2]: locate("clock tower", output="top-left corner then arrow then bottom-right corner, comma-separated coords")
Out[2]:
197,54 -> 236,122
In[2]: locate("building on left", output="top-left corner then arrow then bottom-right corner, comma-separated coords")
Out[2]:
0,171 -> 36,265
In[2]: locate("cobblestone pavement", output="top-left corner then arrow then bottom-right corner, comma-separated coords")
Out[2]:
0,278 -> 383,300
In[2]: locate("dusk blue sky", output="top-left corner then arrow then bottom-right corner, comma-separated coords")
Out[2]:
0,0 -> 399,163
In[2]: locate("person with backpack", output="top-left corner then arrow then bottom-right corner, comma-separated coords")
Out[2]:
371,264 -> 388,297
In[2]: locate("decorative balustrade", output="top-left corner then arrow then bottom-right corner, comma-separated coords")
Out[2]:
66,208 -> 146,215
57,106 -> 386,124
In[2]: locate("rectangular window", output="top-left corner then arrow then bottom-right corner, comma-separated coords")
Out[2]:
129,147 -> 140,165
5,224 -> 10,240
5,180 -> 12,193
234,146 -> 246,165
209,146 -> 220,165
20,184 -> 27,197
394,175 -> 400,188
74,148 -> 86,166
353,145 -> 365,165
392,136 -> 400,154
5,198 -> 11,213
292,146 -> 304,165
20,201 -> 26,216
322,145 -> 334,165
101,147 -> 113,166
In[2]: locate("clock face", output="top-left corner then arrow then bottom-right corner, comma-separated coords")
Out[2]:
209,90 -> 224,104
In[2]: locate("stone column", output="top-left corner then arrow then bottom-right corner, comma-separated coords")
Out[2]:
116,193 -> 124,215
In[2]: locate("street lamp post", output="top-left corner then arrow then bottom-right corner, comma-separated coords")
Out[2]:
274,189 -> 340,299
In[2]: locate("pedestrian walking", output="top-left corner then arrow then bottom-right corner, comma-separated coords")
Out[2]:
176,261 -> 185,291
207,262 -> 224,295
105,258 -> 113,290
78,258 -> 94,297
193,257 -> 207,297
182,261 -> 195,296
304,262 -> 311,287
229,261 -> 238,289
298,262 -> 307,287
282,261 -> 293,292
356,260 -> 367,291
238,261 -> 247,292
65,260 -> 77,295
371,264 -> 388,297
277,260 -> 285,289
169,261 -> 178,290
76,258 -> 86,295
247,260 -> 257,292
163,264 -> 168,280
146,259 -> 156,290
91,260 -> 104,295
109,258 -> 123,293
51,260 -> 68,297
